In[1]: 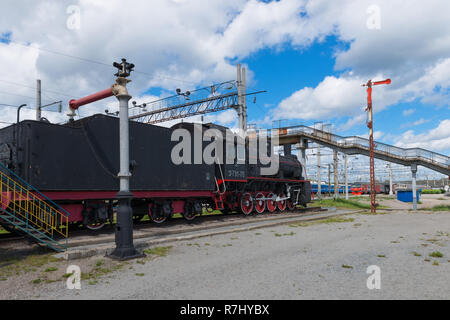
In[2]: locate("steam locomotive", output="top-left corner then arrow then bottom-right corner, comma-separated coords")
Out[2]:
0,114 -> 311,230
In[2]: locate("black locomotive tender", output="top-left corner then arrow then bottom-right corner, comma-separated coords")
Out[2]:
0,114 -> 311,230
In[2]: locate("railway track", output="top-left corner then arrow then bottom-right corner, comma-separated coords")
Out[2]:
0,206 -> 326,246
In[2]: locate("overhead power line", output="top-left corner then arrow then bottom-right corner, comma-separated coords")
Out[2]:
0,79 -> 76,98
0,37 -> 197,85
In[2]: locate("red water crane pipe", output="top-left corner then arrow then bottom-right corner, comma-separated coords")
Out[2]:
69,88 -> 113,110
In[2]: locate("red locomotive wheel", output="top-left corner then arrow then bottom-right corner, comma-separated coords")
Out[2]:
287,199 -> 295,211
254,192 -> 266,214
277,194 -> 287,212
240,192 -> 253,215
266,193 -> 277,213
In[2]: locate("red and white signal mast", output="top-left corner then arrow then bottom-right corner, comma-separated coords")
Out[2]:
362,78 -> 391,213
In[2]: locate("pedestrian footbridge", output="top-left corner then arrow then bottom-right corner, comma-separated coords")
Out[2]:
274,125 -> 449,176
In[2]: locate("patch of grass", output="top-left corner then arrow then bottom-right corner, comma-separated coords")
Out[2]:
412,252 -> 422,257
0,227 -> 9,235
222,244 -> 233,247
429,251 -> 443,258
420,205 -> 450,212
96,260 -> 103,267
432,261 -> 439,266
143,246 -> 173,257
342,264 -> 353,269
274,232 -> 295,237
313,198 -> 372,210
255,233 -> 261,235
31,278 -> 41,284
0,277 -> 7,281
422,189 -> 444,194
62,273 -> 73,279
44,267 -> 57,272
88,280 -> 98,285
0,253 -> 62,277
135,273 -> 145,277
377,254 -> 386,258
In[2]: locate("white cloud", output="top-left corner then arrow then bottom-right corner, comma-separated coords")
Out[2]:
402,109 -> 415,116
395,119 -> 450,154
0,0 -> 449,132
273,57 -> 450,122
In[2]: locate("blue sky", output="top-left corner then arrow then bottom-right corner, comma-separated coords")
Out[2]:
240,36 -> 449,154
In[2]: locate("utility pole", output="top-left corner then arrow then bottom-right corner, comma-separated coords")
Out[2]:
362,78 -> 391,213
389,163 -> 393,196
242,67 -> 247,131
36,79 -> 41,121
344,154 -> 349,200
237,64 -> 244,134
334,150 -> 338,199
317,144 -> 321,199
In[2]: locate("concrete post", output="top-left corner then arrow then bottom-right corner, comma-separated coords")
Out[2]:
242,67 -> 247,132
36,79 -> 41,121
237,64 -> 243,134
344,154 -> 349,200
334,150 -> 338,199
411,164 -> 418,211
317,144 -> 321,199
389,163 -> 393,196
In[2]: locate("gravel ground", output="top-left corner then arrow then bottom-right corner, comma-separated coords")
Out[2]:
23,210 -> 450,300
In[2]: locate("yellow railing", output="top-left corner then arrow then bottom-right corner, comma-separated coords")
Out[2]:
0,170 -> 68,240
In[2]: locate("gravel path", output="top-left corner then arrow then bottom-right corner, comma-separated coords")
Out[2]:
33,210 -> 449,300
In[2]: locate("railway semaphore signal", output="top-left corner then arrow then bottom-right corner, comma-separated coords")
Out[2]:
362,78 -> 391,213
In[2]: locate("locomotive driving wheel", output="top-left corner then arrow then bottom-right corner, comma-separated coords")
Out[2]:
277,193 -> 287,212
266,192 -> 277,213
148,204 -> 167,224
287,199 -> 296,211
86,222 -> 106,231
254,192 -> 266,214
240,192 -> 253,215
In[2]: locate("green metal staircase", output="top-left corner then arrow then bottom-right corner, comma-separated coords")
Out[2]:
0,162 -> 69,252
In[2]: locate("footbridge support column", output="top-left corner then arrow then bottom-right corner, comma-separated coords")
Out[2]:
411,164 -> 418,211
